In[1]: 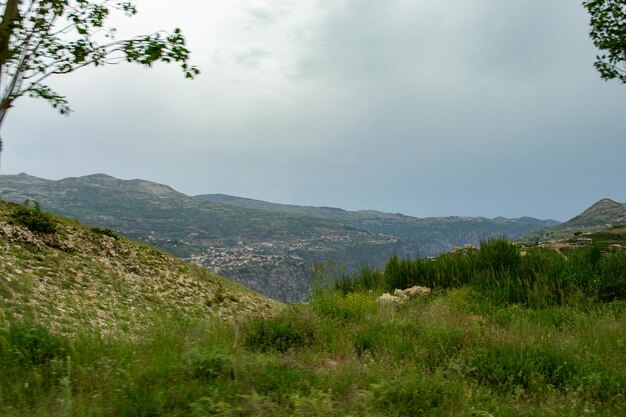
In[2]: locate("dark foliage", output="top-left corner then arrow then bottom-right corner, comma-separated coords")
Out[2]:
9,200 -> 57,233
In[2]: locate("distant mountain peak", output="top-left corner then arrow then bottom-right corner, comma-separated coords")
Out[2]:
77,173 -> 116,180
525,198 -> 626,242
591,198 -> 621,207
16,172 -> 38,178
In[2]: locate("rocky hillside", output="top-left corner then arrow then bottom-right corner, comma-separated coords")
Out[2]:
0,200 -> 278,337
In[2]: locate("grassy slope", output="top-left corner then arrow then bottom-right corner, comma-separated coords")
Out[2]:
0,200 -> 279,337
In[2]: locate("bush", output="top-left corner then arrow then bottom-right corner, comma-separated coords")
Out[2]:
9,200 -> 57,233
183,347 -> 234,381
244,308 -> 316,352
0,323 -> 68,369
334,265 -> 385,294
353,322 -> 386,358
90,226 -> 120,239
477,237 -> 520,274
469,344 -> 579,392
598,252 -> 626,301
372,373 -> 462,416
311,291 -> 377,321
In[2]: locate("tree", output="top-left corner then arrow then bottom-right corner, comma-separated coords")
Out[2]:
0,0 -> 199,157
583,0 -> 626,84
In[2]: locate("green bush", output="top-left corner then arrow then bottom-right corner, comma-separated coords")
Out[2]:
477,237 -> 521,274
90,226 -> 120,239
334,264 -> 384,293
182,346 -> 234,381
244,357 -> 318,398
0,323 -> 67,368
9,200 -> 57,233
244,307 -> 316,352
469,344 -> 579,392
598,252 -> 626,301
311,291 -> 377,321
372,372 -> 462,416
353,322 -> 385,358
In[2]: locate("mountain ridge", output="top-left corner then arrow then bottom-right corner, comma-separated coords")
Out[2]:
522,198 -> 626,242
1,173 -> 558,301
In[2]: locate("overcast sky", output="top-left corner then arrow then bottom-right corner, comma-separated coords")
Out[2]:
2,0 -> 625,221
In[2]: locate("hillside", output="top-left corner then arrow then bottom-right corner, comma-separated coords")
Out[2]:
0,200 -> 278,336
196,193 -> 559,254
523,198 -> 626,242
0,174 -> 559,302
0,174 -> 418,302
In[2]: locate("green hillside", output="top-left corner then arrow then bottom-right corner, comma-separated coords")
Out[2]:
196,193 -> 559,256
0,199 -> 278,336
523,198 -> 626,243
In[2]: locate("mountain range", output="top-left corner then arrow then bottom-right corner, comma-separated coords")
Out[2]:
0,173 -> 559,301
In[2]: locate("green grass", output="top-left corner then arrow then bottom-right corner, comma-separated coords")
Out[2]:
3,208 -> 626,416
330,238 -> 626,306
2,286 -> 625,416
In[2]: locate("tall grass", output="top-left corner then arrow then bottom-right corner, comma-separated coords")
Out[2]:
2,291 -> 626,416
333,238 -> 626,306
3,238 -> 626,415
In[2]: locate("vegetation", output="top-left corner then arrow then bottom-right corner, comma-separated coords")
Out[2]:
2,224 -> 626,415
331,238 -> 626,305
0,0 -> 199,154
9,199 -> 57,233
0,199 -> 278,336
583,0 -> 626,84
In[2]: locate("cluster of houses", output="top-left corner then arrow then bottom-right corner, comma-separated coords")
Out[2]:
575,237 -> 622,252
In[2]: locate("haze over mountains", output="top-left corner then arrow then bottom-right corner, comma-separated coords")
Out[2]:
1,173 -> 560,301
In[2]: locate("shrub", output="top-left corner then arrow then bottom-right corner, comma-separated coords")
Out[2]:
353,322 -> 385,358
0,323 -> 68,368
9,200 -> 57,233
311,291 -> 377,321
598,252 -> 626,301
372,372 -> 462,416
90,226 -> 120,239
334,265 -> 385,294
244,308 -> 316,352
469,344 -> 579,392
183,347 -> 234,381
477,237 -> 520,274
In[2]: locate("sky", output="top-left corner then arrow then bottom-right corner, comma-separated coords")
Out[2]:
1,0 -> 625,221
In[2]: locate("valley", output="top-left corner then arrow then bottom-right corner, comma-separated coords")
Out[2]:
0,173 -> 560,301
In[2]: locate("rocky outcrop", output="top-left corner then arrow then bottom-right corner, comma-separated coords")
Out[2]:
377,285 -> 431,304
